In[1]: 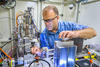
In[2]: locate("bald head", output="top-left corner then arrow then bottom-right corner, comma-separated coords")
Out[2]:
43,5 -> 59,16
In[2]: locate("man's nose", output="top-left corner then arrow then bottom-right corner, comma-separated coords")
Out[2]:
45,22 -> 50,25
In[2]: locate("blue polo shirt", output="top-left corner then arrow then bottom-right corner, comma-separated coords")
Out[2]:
40,21 -> 88,49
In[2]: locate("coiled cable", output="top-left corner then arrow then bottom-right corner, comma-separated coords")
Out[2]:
29,59 -> 51,67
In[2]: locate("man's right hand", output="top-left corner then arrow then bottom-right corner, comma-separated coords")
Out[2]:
31,46 -> 41,54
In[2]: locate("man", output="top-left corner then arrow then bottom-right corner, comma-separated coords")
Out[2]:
31,5 -> 96,54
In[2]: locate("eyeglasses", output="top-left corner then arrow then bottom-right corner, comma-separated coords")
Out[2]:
43,16 -> 57,23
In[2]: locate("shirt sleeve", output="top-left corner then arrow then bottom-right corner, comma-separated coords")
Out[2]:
64,22 -> 89,31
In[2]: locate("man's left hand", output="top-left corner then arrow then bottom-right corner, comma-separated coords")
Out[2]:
59,31 -> 79,39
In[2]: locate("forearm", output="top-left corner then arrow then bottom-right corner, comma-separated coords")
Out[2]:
76,28 -> 96,39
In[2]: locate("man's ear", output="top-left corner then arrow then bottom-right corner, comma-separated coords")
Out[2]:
57,16 -> 59,20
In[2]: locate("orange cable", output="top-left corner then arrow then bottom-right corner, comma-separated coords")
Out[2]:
0,48 -> 12,60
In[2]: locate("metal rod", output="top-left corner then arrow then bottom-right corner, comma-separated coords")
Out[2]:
76,2 -> 80,23
81,0 -> 100,5
39,1 -> 43,33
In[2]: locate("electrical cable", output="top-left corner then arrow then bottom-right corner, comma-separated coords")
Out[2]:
33,62 -> 43,67
0,38 -> 18,48
32,19 -> 39,33
0,40 -> 13,48
0,48 -> 12,60
16,10 -> 24,30
28,59 -> 51,67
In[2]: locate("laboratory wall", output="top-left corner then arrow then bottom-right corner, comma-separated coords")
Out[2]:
78,1 -> 100,45
0,7 -> 13,53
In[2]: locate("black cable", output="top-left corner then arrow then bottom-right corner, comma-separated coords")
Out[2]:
0,38 -> 18,48
29,59 -> 51,67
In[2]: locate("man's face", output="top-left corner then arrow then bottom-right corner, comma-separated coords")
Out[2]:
43,10 -> 59,32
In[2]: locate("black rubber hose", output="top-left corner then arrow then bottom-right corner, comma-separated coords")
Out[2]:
29,59 -> 51,67
0,38 -> 18,48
